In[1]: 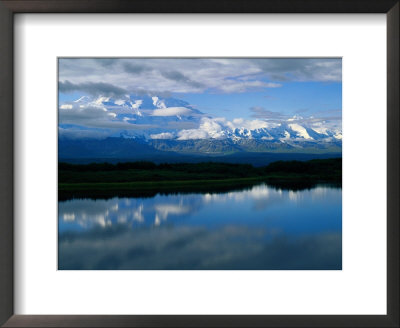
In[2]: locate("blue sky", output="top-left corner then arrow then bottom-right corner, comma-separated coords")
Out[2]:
58,58 -> 341,140
173,81 -> 341,120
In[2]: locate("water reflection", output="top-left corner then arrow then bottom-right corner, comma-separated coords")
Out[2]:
58,183 -> 342,270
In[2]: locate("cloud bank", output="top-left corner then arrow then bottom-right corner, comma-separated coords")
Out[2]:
59,58 -> 341,95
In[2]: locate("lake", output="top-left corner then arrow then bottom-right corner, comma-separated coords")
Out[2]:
58,183 -> 342,270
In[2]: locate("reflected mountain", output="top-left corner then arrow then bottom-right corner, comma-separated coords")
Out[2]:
59,178 -> 341,201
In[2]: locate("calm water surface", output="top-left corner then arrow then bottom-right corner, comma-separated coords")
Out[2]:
58,184 -> 342,270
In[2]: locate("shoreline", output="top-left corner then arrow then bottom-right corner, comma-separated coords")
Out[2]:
58,175 -> 341,201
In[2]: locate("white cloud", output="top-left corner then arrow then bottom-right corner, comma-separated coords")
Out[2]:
150,132 -> 175,139
218,80 -> 281,93
94,96 -> 110,106
74,96 -> 88,102
198,117 -> 225,138
60,104 -> 73,109
114,99 -> 125,105
151,107 -> 193,117
177,117 -> 225,140
229,118 -> 277,130
59,103 -> 113,121
177,128 -> 209,140
131,100 -> 143,109
152,96 -> 166,108
59,101 -> 153,131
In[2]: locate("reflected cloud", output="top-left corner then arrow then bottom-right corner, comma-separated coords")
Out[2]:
133,204 -> 144,223
288,190 -> 302,202
59,224 -> 342,270
154,203 -> 192,220
311,186 -> 330,199
63,213 -> 75,221
59,196 -> 202,230
203,184 -> 284,210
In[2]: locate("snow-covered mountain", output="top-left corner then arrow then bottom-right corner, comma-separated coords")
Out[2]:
59,94 -> 341,155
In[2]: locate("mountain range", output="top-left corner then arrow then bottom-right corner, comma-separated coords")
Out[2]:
59,94 -> 342,161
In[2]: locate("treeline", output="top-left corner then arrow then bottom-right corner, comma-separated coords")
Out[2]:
59,161 -> 156,172
58,161 -> 253,173
264,158 -> 342,176
59,158 -> 341,184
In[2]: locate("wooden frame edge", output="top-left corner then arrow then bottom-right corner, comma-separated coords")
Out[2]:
387,2 -> 400,326
0,0 -> 14,327
0,1 -> 398,327
2,314 -> 400,328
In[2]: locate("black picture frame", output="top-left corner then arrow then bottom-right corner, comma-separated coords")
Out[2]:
0,1 -> 398,327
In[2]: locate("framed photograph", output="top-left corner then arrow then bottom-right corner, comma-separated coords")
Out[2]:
57,56 -> 343,271
0,1 -> 398,327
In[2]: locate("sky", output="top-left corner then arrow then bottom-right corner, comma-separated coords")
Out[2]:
58,58 -> 342,140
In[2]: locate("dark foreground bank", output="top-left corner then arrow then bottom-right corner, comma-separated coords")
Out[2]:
58,158 -> 341,200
